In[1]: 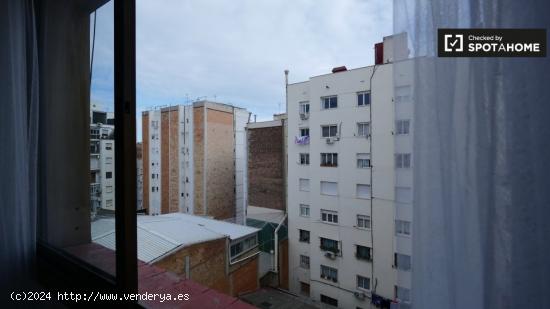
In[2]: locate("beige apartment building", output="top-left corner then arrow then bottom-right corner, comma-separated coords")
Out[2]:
142,101 -> 249,222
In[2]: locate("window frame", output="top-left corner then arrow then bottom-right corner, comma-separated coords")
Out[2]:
299,229 -> 310,243
299,204 -> 310,217
320,265 -> 338,282
321,124 -> 338,138
300,255 -> 310,269
320,153 -> 338,167
321,96 -> 338,110
355,245 -> 372,261
299,153 -> 310,165
321,209 -> 339,224
357,275 -> 371,291
356,215 -> 371,229
357,91 -> 371,106
357,122 -> 370,137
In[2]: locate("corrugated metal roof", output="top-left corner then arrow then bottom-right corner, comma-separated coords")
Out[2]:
91,213 -> 259,263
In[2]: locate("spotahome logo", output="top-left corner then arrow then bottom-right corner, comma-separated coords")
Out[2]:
438,29 -> 546,57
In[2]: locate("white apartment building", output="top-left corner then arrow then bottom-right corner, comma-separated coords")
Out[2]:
287,34 -> 413,308
90,108 -> 116,216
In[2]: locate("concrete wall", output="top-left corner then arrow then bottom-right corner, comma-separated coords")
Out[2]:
247,123 -> 285,211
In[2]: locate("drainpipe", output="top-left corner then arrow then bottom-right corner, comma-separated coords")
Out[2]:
273,213 -> 287,274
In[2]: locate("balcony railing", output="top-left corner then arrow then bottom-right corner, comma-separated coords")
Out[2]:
90,183 -> 101,197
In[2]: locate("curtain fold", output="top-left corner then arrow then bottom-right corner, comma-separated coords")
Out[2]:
0,0 -> 39,290
393,0 -> 550,308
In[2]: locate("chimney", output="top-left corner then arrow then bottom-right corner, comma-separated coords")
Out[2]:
375,42 -> 384,65
331,66 -> 347,73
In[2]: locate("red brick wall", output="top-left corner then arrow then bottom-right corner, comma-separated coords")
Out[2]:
205,108 -> 235,219
247,125 -> 285,210
230,255 -> 259,296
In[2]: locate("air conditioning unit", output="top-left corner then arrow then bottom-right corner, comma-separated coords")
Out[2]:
354,291 -> 367,300
300,113 -> 309,120
324,251 -> 336,259
326,138 -> 334,144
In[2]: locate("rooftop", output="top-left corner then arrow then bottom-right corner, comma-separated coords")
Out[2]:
92,213 -> 259,263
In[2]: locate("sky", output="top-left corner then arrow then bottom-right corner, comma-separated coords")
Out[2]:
90,0 -> 393,141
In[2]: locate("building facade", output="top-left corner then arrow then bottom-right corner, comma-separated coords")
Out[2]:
141,101 -> 248,222
246,118 -> 286,211
90,108 -> 115,216
287,34 -> 413,308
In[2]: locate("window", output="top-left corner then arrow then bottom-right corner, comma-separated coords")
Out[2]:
321,125 -> 338,137
395,220 -> 411,236
320,294 -> 338,307
394,253 -> 411,271
299,128 -> 309,137
299,178 -> 310,192
300,282 -> 310,297
299,204 -> 310,217
356,184 -> 371,199
357,275 -> 371,290
320,153 -> 338,167
396,187 -> 412,203
105,186 -> 113,193
299,153 -> 310,165
395,153 -> 412,168
300,255 -> 310,269
230,235 -> 257,258
395,85 -> 411,104
357,122 -> 370,137
320,265 -> 338,282
299,229 -> 310,243
90,128 -> 100,139
299,101 -> 310,114
321,96 -> 338,109
230,242 -> 243,257
357,153 -> 371,168
320,181 -> 338,196
356,245 -> 372,261
105,199 -> 113,208
105,157 -> 113,164
321,209 -> 338,224
357,215 -> 371,229
357,91 -> 371,106
151,120 -> 159,129
320,237 -> 339,254
395,286 -> 411,302
105,171 -> 112,179
105,142 -> 113,150
396,119 -> 410,135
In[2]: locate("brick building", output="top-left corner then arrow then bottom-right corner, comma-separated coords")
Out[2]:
246,117 -> 286,211
92,213 -> 260,297
245,115 -> 289,290
142,101 -> 249,222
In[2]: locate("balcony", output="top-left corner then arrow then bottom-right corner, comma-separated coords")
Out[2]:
90,183 -> 101,197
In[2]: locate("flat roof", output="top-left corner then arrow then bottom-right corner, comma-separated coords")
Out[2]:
92,213 -> 259,263
246,119 -> 283,129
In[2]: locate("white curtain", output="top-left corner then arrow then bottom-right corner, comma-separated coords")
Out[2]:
393,0 -> 550,308
0,0 -> 39,290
